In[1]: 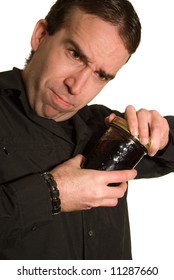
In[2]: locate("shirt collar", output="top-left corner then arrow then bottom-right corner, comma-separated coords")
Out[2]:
0,67 -> 25,92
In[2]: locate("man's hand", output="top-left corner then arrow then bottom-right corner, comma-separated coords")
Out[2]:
50,154 -> 137,212
106,105 -> 169,156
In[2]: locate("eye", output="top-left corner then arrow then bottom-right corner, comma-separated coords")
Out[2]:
96,71 -> 108,82
69,49 -> 81,61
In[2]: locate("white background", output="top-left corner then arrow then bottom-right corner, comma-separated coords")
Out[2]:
0,0 -> 174,263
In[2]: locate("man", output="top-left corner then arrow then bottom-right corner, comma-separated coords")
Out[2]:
0,0 -> 173,259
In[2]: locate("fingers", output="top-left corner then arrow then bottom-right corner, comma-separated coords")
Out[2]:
125,105 -> 139,137
106,181 -> 128,199
102,169 -> 137,185
147,111 -> 169,151
100,182 -> 128,207
125,105 -> 151,144
88,169 -> 136,208
104,113 -> 116,126
125,105 -> 169,156
89,180 -> 128,208
134,108 -> 150,146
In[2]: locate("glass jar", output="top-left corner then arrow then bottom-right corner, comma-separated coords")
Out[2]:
84,116 -> 149,171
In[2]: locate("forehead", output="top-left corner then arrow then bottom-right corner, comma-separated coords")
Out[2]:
63,8 -> 129,74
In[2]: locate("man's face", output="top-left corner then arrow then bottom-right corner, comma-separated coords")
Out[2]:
23,8 -> 130,122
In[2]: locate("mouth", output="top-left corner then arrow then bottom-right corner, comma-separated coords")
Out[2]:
50,89 -> 73,109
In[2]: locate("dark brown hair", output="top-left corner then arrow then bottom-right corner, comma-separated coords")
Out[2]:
26,0 -> 141,64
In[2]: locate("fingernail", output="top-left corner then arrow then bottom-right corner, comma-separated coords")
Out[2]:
131,129 -> 139,138
140,138 -> 149,146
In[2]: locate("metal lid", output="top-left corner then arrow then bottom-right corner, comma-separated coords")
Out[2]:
110,116 -> 150,152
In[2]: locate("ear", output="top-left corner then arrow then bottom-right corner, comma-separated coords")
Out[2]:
30,19 -> 48,51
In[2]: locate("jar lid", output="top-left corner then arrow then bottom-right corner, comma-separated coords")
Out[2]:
110,116 -> 150,152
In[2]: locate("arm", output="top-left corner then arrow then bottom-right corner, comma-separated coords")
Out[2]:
136,115 -> 174,178
0,157 -> 137,249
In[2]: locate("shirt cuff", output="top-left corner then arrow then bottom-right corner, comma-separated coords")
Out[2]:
9,173 -> 52,230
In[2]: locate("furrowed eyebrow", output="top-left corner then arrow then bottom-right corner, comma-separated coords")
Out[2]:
97,69 -> 115,81
64,39 -> 115,80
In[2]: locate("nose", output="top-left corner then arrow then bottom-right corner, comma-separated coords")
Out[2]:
64,68 -> 91,95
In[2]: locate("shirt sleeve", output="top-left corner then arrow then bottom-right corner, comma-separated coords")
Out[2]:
0,173 -> 52,251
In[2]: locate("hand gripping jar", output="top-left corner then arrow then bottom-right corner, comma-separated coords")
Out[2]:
84,116 -> 149,171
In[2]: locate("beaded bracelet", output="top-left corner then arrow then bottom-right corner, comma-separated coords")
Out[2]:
41,172 -> 61,215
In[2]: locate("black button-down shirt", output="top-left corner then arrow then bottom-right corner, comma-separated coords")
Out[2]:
0,68 -> 174,259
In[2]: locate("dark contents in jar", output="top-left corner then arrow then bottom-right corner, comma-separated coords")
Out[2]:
84,125 -> 147,171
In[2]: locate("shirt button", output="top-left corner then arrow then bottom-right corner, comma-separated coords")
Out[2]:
31,225 -> 38,231
88,230 -> 93,237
